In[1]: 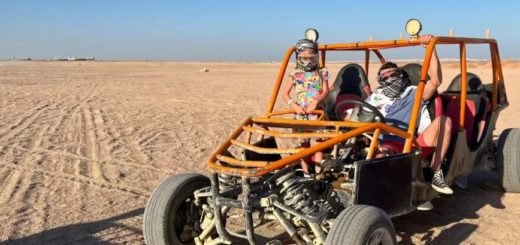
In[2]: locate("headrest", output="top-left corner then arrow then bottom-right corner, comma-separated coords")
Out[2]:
323,63 -> 370,120
334,63 -> 370,98
400,63 -> 430,86
446,73 -> 484,93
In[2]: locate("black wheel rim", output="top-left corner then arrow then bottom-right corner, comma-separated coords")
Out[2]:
170,196 -> 203,244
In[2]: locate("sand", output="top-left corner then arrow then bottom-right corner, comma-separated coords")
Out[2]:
0,60 -> 519,244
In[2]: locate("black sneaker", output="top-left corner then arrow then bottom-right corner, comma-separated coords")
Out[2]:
431,170 -> 454,194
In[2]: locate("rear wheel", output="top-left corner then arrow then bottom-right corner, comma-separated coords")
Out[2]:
326,205 -> 396,245
497,128 -> 520,192
143,173 -> 210,245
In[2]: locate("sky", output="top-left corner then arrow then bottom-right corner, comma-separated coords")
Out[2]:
0,0 -> 519,61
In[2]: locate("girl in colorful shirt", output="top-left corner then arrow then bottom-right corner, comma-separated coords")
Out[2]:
282,38 -> 329,173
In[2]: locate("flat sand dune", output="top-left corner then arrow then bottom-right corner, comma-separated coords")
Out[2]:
0,61 -> 519,244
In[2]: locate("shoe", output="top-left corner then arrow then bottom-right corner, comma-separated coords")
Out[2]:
417,201 -> 434,211
303,173 -> 315,179
431,170 -> 454,194
454,176 -> 468,189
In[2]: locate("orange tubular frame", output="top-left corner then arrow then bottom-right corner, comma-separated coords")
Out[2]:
208,36 -> 505,177
208,119 -> 410,177
459,43 -> 468,130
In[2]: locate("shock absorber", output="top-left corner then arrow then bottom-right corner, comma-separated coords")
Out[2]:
218,174 -> 237,192
275,171 -> 319,215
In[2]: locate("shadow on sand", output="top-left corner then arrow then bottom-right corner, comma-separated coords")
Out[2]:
1,171 -> 505,245
394,170 -> 505,245
1,208 -> 144,245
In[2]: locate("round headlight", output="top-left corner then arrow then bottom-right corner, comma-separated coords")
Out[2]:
405,19 -> 422,38
305,28 -> 319,42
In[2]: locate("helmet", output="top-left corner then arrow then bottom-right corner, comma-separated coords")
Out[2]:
295,39 -> 318,55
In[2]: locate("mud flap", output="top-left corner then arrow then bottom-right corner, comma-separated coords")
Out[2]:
353,153 -> 413,217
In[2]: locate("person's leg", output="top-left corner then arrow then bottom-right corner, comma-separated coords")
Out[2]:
300,140 -> 312,173
305,114 -> 322,173
417,116 -> 453,194
375,146 -> 397,158
294,114 -> 313,173
313,139 -> 323,173
417,116 -> 452,170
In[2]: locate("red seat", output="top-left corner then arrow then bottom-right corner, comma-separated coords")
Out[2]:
444,96 -> 477,143
443,73 -> 491,148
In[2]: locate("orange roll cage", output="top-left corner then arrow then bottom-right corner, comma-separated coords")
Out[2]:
208,36 -> 505,177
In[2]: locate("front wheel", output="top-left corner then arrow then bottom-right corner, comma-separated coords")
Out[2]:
326,205 -> 396,245
143,173 -> 210,245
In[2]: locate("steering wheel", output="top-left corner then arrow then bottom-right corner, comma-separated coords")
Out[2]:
334,99 -> 386,123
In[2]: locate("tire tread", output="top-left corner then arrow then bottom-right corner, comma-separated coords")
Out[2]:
143,173 -> 209,245
497,128 -> 520,192
326,205 -> 396,245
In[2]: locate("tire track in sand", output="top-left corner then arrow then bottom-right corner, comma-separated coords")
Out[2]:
12,173 -> 47,236
0,172 -> 63,238
0,94 -> 70,143
79,93 -> 152,183
56,87 -> 101,220
0,168 -> 21,206
81,107 -> 104,181
2,92 -> 94,235
53,89 -> 95,179
0,164 -> 147,198
0,170 -> 35,237
0,96 -> 74,235
3,124 -> 52,234
0,78 -> 97,240
30,92 -> 92,232
8,145 -> 167,174
17,124 -> 50,167
104,99 -> 151,165
0,94 -> 72,163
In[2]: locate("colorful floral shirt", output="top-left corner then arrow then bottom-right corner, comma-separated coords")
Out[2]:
289,68 -> 329,108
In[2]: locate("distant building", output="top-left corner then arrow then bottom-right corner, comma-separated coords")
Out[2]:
61,57 -> 96,61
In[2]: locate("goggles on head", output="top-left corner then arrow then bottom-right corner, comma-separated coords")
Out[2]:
377,68 -> 402,83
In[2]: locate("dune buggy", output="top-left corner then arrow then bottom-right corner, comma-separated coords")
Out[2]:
143,26 -> 516,245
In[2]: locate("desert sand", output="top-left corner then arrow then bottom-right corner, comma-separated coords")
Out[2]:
0,60 -> 519,244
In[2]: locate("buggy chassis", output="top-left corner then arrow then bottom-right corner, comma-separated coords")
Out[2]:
143,36 -> 510,245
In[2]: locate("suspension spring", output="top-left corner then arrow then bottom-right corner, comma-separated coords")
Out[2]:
275,171 -> 319,215
218,174 -> 237,192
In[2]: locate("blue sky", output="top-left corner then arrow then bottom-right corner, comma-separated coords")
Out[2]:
0,0 -> 518,61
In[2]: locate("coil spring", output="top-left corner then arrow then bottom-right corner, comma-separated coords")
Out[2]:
275,171 -> 319,215
322,190 -> 343,216
218,174 -> 236,192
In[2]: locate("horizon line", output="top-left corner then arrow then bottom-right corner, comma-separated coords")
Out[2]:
3,58 -> 520,63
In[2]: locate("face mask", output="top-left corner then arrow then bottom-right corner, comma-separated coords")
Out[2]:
379,76 -> 407,99
378,75 -> 402,86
